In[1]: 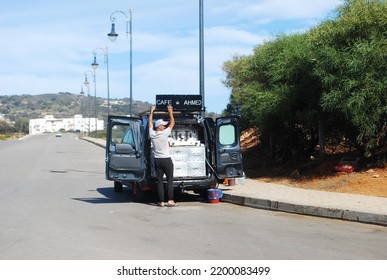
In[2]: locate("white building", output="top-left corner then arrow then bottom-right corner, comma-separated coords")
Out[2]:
29,114 -> 104,135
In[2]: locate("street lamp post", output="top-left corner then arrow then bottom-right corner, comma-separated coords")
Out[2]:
79,85 -> 84,114
107,8 -> 133,116
93,67 -> 98,138
83,70 -> 93,136
79,85 -> 85,137
199,0 -> 205,116
91,47 -> 110,116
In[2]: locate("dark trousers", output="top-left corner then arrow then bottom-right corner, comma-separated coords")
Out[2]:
155,157 -> 174,202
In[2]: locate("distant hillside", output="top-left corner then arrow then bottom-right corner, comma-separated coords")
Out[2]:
0,92 -> 220,122
0,92 -> 152,121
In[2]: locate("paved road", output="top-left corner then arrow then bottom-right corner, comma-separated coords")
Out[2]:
1,133 -> 387,260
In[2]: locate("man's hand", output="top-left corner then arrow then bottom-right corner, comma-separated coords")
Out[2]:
148,105 -> 156,129
167,105 -> 175,129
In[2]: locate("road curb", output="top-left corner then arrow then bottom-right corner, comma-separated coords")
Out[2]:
222,193 -> 387,227
82,137 -> 105,149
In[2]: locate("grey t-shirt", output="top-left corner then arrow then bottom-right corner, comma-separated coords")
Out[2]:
149,127 -> 171,158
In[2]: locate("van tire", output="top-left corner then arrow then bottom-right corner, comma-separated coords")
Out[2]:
114,181 -> 123,192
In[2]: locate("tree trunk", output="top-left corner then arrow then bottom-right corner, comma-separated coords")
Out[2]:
318,111 -> 325,160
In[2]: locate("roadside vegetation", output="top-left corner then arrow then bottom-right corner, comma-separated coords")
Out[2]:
0,133 -> 26,141
223,0 -> 386,167
0,119 -> 29,138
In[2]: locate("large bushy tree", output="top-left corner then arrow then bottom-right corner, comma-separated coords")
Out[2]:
223,0 -> 386,164
310,0 -> 386,160
224,33 -> 323,162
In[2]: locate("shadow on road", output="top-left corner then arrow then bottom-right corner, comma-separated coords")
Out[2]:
73,185 -> 207,205
73,186 -> 134,204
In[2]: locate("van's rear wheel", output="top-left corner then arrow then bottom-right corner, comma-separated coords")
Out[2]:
114,181 -> 123,192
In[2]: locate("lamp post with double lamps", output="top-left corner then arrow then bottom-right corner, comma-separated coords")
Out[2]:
91,47 -> 110,116
107,8 -> 133,116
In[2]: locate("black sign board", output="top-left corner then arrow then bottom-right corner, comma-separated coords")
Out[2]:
155,94 -> 203,111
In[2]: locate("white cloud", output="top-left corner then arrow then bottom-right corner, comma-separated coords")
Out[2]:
218,0 -> 342,21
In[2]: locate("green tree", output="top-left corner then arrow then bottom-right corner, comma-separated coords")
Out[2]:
310,0 -> 387,160
223,0 -> 386,164
14,118 -> 29,134
224,33 -> 323,162
0,120 -> 14,134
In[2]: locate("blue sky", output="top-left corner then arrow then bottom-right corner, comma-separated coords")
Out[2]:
0,0 -> 343,114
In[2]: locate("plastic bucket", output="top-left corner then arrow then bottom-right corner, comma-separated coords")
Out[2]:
207,188 -> 223,203
237,176 -> 245,185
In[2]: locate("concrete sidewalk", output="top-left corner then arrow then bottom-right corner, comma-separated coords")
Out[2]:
220,179 -> 387,227
83,137 -> 387,227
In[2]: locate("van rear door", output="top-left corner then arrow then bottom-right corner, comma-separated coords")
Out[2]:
215,116 -> 243,179
106,116 -> 145,182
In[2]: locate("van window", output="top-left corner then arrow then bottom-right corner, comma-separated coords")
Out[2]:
219,124 -> 236,146
122,128 -> 135,145
112,125 -> 135,146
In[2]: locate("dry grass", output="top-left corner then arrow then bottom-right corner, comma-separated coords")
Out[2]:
258,167 -> 387,198
240,128 -> 387,198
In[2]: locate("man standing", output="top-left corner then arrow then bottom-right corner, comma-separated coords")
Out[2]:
148,105 -> 177,207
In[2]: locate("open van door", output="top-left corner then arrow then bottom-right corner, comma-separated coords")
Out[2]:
105,116 -> 146,184
215,116 -> 243,180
